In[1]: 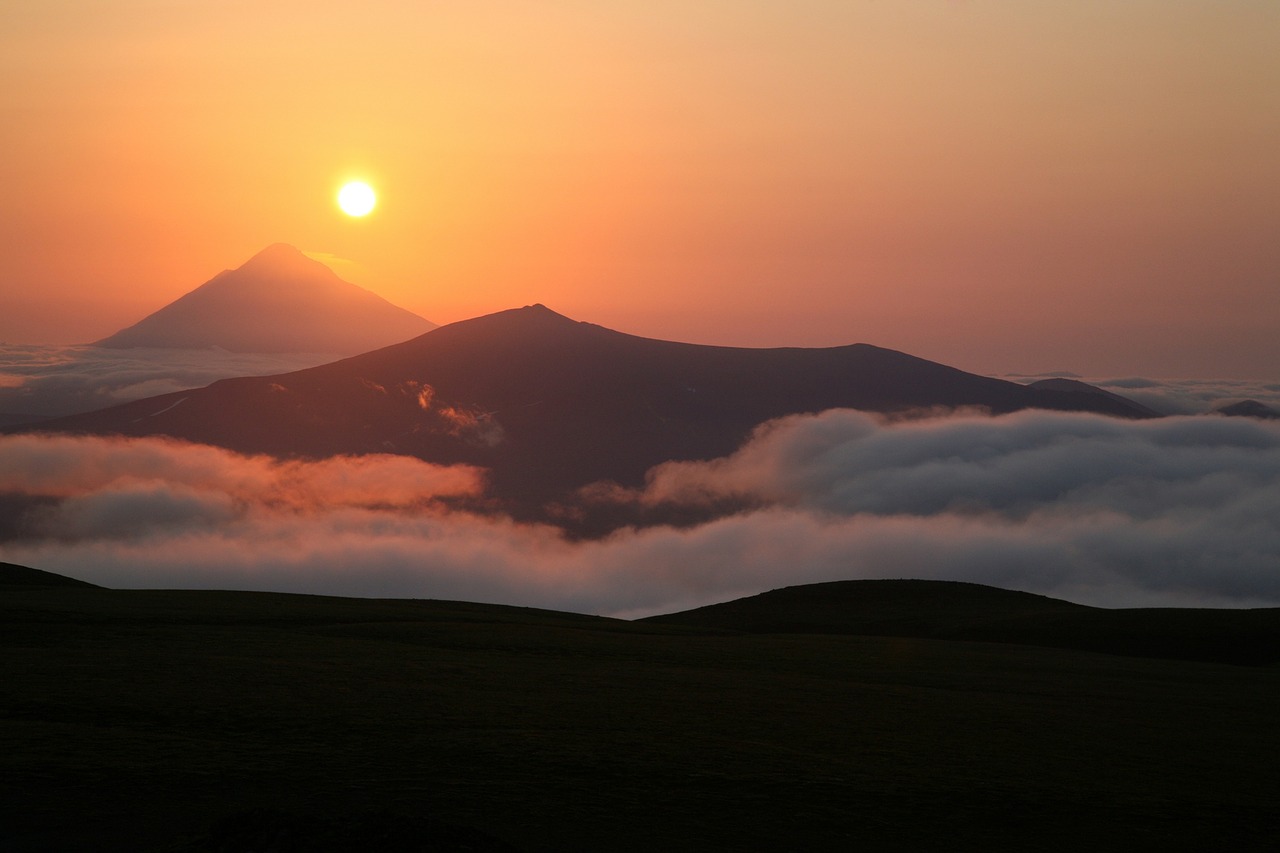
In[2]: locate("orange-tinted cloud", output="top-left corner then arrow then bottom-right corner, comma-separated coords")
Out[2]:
0,434 -> 482,510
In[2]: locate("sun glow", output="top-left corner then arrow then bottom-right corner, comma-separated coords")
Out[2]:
337,181 -> 376,217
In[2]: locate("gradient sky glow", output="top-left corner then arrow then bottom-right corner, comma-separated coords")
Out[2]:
3,1 -> 1278,377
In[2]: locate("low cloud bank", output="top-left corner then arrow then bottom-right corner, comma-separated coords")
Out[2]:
0,344 -> 340,420
636,409 -> 1280,519
2,409 -> 1279,617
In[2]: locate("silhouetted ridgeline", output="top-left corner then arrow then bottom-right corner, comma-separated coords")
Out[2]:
14,305 -> 1156,529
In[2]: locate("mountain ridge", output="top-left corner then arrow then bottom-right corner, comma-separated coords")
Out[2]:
18,304 -> 1158,529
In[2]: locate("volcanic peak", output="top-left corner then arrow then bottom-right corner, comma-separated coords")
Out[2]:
92,244 -> 435,354
235,242 -> 335,278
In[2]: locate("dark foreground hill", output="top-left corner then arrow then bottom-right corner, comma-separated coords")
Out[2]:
646,579 -> 1280,666
0,560 -> 100,588
22,304 -> 1155,527
93,244 -> 434,354
2,581 -> 1278,851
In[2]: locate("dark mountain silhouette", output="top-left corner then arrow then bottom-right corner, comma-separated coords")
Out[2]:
23,305 -> 1156,527
646,579 -> 1280,665
93,243 -> 434,354
1213,399 -> 1280,419
1025,377 -> 1163,417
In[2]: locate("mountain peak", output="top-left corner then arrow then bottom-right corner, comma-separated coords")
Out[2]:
425,304 -> 583,341
249,242 -> 305,260
515,303 -> 576,323
92,246 -> 434,353
236,243 -> 333,279
1214,399 -> 1280,420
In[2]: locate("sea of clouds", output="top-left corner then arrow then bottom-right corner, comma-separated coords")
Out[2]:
0,344 -> 341,422
3,406 -> 1278,617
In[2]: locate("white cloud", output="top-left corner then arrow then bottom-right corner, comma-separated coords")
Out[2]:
635,409 -> 1280,521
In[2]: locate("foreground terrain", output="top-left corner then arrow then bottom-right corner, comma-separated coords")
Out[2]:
3,571 -> 1279,851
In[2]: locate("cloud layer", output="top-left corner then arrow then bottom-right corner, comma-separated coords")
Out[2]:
0,344 -> 340,421
3,411 -> 1279,617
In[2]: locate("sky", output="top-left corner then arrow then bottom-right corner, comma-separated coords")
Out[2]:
2,1 -> 1278,378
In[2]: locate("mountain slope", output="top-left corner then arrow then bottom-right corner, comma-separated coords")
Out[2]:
93,244 -> 434,354
1025,377 -> 1163,417
25,305 -> 1156,523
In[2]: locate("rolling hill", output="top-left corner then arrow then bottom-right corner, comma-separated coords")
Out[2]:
646,579 -> 1280,666
3,578 -> 1278,851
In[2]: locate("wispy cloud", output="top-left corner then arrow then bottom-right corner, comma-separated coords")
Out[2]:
2,409 -> 1279,617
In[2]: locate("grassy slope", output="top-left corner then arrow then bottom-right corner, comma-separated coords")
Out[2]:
3,584 -> 1279,851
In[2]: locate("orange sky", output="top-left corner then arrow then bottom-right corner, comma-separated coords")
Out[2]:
2,1 -> 1277,377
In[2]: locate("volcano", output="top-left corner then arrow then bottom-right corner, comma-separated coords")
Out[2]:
93,243 -> 434,354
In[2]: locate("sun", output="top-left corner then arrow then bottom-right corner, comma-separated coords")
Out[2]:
337,181 -> 376,217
